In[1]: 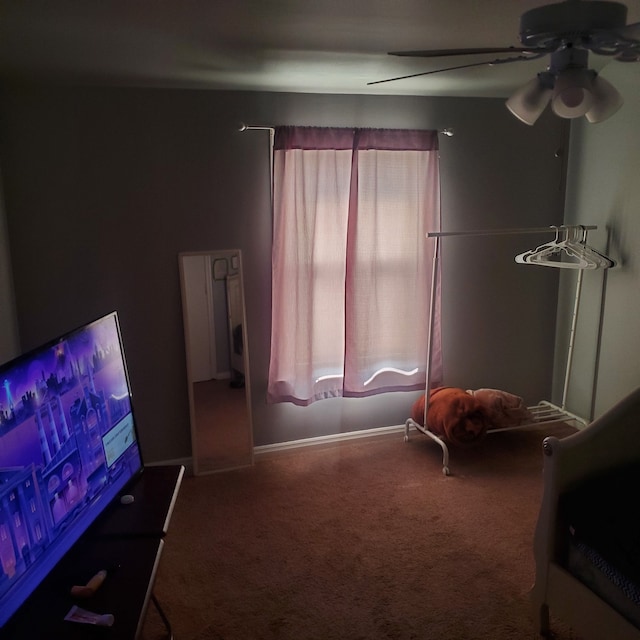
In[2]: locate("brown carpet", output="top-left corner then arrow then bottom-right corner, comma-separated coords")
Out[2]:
141,424 -> 581,640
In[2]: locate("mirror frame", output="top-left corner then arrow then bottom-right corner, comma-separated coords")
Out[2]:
179,249 -> 254,474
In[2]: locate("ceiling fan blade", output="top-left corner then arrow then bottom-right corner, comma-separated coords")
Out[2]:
388,46 -> 546,58
592,21 -> 640,60
367,57 -> 526,86
615,20 -> 640,40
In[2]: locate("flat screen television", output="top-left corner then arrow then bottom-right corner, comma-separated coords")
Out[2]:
0,311 -> 143,627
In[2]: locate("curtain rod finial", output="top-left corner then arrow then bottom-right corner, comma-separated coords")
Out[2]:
238,122 -> 247,132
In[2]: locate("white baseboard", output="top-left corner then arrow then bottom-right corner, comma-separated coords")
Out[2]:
145,456 -> 193,475
147,424 -> 410,469
253,423 -> 407,456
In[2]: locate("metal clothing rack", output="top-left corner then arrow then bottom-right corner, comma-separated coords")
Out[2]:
405,225 -> 602,476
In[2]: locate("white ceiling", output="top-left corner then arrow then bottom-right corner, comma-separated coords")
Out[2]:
1,0 -> 639,97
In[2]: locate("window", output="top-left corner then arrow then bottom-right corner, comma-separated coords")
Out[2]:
268,127 -> 442,406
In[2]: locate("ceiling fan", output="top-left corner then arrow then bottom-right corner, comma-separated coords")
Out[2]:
370,0 -> 640,124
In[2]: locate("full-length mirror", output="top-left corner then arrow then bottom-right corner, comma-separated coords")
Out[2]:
179,250 -> 254,474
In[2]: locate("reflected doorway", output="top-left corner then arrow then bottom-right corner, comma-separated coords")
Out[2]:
179,250 -> 254,474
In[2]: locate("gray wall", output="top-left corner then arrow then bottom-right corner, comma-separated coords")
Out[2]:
0,172 -> 19,364
0,87 -> 567,462
559,63 -> 640,419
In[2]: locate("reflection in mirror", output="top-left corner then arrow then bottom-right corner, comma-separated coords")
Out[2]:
179,250 -> 254,474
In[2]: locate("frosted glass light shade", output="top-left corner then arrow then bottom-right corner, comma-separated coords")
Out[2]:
506,77 -> 553,125
585,75 -> 624,123
551,69 -> 594,118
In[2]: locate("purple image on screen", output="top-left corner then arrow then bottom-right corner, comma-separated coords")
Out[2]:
0,312 -> 142,627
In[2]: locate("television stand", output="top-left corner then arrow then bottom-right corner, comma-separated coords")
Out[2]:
0,464 -> 184,640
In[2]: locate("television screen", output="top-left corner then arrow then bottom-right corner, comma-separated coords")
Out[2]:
0,311 -> 143,627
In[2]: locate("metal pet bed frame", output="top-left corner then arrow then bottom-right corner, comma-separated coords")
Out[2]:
405,225 -> 611,475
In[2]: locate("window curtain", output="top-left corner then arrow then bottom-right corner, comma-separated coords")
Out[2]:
268,126 -> 442,406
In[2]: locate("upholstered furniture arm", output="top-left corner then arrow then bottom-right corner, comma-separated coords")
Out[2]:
532,387 -> 640,639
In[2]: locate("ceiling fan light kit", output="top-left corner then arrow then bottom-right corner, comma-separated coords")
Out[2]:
551,67 -> 596,118
378,0 -> 639,125
585,74 -> 624,121
513,0 -> 635,124
509,32 -> 626,124
508,56 -> 624,124
505,75 -> 554,125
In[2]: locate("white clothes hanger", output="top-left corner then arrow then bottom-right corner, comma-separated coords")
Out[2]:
515,226 -> 564,265
515,225 -> 613,270
527,226 -> 593,269
573,225 -> 616,269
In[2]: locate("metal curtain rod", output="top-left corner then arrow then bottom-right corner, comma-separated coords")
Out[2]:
238,123 -> 275,132
238,123 -> 454,136
427,225 -> 597,238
